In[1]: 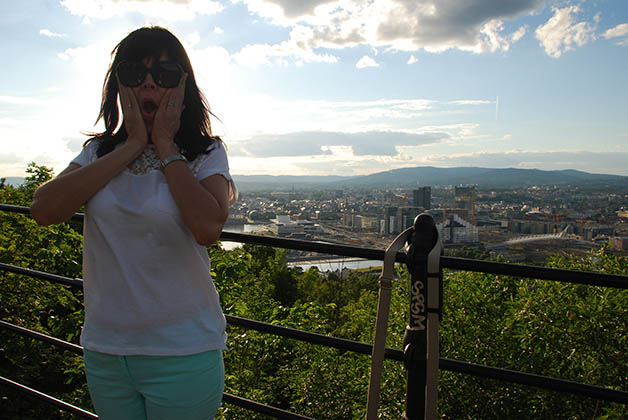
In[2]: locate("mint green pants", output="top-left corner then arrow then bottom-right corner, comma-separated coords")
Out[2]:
84,349 -> 224,420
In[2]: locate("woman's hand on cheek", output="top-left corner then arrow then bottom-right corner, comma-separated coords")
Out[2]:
153,73 -> 187,158
117,76 -> 148,148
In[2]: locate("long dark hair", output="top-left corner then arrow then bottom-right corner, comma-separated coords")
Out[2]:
90,26 -> 220,161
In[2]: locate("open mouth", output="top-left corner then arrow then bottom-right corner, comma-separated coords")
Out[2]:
141,100 -> 158,119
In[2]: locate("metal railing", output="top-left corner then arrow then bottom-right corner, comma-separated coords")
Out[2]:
1,203 -> 627,419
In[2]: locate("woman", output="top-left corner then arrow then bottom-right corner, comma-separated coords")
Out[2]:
30,26 -> 236,420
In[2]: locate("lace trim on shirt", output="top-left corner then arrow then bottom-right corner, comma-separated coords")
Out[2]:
127,145 -> 161,174
126,144 -> 207,176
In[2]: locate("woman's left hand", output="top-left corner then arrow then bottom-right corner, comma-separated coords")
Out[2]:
152,73 -> 187,158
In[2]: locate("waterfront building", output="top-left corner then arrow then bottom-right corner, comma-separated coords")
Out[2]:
271,215 -> 323,236
437,214 -> 479,243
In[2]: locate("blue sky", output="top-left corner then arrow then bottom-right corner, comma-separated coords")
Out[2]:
1,0 -> 627,178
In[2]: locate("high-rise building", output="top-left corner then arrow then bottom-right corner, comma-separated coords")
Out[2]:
399,207 -> 422,231
384,206 -> 398,234
383,206 -> 423,234
412,186 -> 431,209
454,186 -> 476,224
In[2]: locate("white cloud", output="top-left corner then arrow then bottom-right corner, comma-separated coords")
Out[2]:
535,6 -> 597,58
237,0 -> 340,23
40,29 -> 65,38
54,43 -> 112,109
214,26 -> 224,34
603,23 -> 628,39
407,55 -> 419,64
232,44 -> 273,67
476,19 -> 511,53
0,118 -> 21,127
57,45 -> 101,62
0,36 -> 123,177
356,55 -> 378,68
0,117 -> 86,177
219,94 -> 492,166
0,95 -> 48,105
511,24 -> 528,42
447,100 -> 492,106
64,136 -> 88,154
0,152 -> 22,165
186,44 -> 235,112
184,32 -> 201,48
232,31 -> 339,68
377,0 -> 543,52
232,130 -> 450,158
233,0 -> 545,67
603,23 -> 628,46
60,0 -> 223,21
202,92 -> 487,157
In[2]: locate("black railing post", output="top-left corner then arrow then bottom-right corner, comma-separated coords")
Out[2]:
403,213 -> 441,420
366,227 -> 414,420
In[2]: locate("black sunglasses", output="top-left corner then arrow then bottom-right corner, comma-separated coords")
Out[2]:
116,60 -> 184,88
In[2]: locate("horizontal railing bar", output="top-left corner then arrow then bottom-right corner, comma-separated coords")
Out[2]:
0,376 -> 98,419
0,203 -> 33,216
226,316 -> 628,404
1,205 -> 628,403
2,204 -> 627,288
222,393 -> 317,420
438,359 -> 628,405
227,315 -> 398,359
441,257 -> 628,289
4,309 -> 628,405
221,231 -> 392,262
0,375 -> 314,420
218,234 -> 628,289
0,203 -> 84,222
0,262 -> 83,288
0,320 -> 84,355
0,321 -> 316,419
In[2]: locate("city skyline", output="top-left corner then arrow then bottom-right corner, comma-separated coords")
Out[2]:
1,0 -> 627,178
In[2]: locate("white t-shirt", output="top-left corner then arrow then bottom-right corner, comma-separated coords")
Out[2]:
72,139 -> 236,355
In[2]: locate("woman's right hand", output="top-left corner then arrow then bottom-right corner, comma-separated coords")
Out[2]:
117,75 -> 148,148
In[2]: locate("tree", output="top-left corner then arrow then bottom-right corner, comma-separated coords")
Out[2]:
1,169 -> 627,419
1,163 -> 88,419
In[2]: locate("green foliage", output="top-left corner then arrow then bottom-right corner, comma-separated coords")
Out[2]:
437,248 -> 628,419
23,162 -> 54,194
446,245 -> 491,260
1,172 -> 627,419
0,164 -> 88,419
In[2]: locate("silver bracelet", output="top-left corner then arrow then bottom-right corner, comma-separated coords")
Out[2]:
160,153 -> 187,169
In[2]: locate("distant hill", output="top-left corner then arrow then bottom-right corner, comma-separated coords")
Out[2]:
333,167 -> 627,188
233,167 -> 628,191
1,177 -> 25,187
4,167 -> 625,192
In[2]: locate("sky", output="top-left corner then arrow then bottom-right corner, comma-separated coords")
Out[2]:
1,0 -> 627,179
